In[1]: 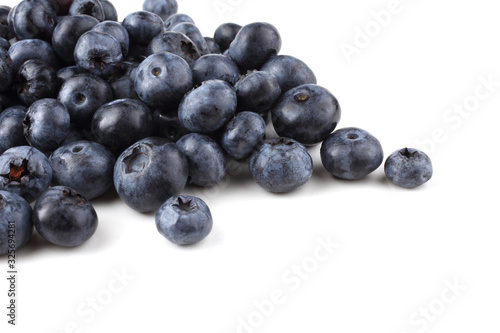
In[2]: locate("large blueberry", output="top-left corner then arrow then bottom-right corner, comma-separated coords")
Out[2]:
0,146 -> 52,203
177,133 -> 225,187
191,54 -> 240,85
260,55 -> 317,92
122,11 -> 163,47
221,111 -> 266,160
23,98 -> 70,153
11,0 -> 57,41
0,190 -> 33,256
135,52 -> 193,108
249,137 -> 313,193
15,59 -> 58,106
33,186 -> 98,247
234,70 -> 281,113
0,106 -> 28,155
321,127 -> 384,180
50,141 -> 116,200
156,195 -> 212,245
114,137 -> 188,213
228,22 -> 281,71
91,98 -> 154,154
74,31 -> 123,78
384,148 -> 433,188
57,73 -> 113,128
272,84 -> 341,145
178,79 -> 237,133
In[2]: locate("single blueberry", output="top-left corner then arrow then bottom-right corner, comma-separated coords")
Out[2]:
143,0 -> 178,21
272,84 -> 341,145
170,22 -> 210,55
163,13 -> 194,31
0,190 -> 33,256
101,0 -> 118,21
156,195 -> 212,245
214,22 -> 241,53
92,20 -> 130,58
122,11 -> 164,47
321,127 -> 384,180
50,141 -> 116,200
33,186 -> 98,247
177,133 -> 226,187
178,79 -> 237,133
0,105 -> 28,155
11,0 -> 57,41
23,98 -> 70,153
114,137 -> 189,213
234,70 -> 281,113
0,145 -> 52,203
146,31 -> 201,66
221,111 -> 266,160
191,54 -> 240,85
204,37 -> 221,54
15,59 -> 58,106
260,55 -> 317,92
384,148 -> 433,188
249,137 -> 313,193
68,0 -> 105,22
228,22 -> 281,71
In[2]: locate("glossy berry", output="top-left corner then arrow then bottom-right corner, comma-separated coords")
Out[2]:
164,13 -> 194,30
68,0 -> 105,22
177,133 -> 226,187
214,22 -> 241,52
122,11 -> 163,47
12,0 -> 58,41
156,195 -> 212,245
260,55 -> 317,92
50,141 -> 116,200
191,54 -> 240,85
114,137 -> 189,213
321,127 -> 384,180
235,70 -> 281,113
0,145 -> 52,203
272,84 -> 341,145
171,22 -> 209,55
15,59 -> 58,106
8,39 -> 59,73
23,98 -> 70,153
92,20 -> 130,58
228,22 -> 281,71
74,31 -> 123,77
146,31 -> 201,66
143,0 -> 178,21
33,186 -> 98,247
178,79 -> 237,133
249,137 -> 313,193
0,105 -> 28,155
0,190 -> 33,255
221,111 -> 266,160
384,148 -> 433,188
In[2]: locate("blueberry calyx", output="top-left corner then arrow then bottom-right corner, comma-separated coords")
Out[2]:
400,147 -> 417,159
62,188 -> 85,206
181,41 -> 197,57
172,196 -> 196,212
294,92 -> 309,102
123,147 -> 150,174
2,160 -> 31,183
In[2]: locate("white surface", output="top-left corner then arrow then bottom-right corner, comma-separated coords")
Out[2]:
2,0 -> 500,332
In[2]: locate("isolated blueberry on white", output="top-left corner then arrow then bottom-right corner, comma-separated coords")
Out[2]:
384,148 -> 433,188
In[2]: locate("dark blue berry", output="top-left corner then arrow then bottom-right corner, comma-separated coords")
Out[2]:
191,54 -> 240,85
146,31 -> 201,66
15,59 -> 58,106
143,0 -> 178,21
384,148 -> 433,188
221,111 -> 266,160
260,55 -> 317,92
52,15 -> 99,64
0,105 -> 28,155
122,10 -> 163,47
235,70 -> 281,113
214,22 -> 241,53
68,0 -> 105,22
0,190 -> 33,255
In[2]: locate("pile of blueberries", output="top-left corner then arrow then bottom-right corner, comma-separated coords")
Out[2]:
0,0 -> 433,254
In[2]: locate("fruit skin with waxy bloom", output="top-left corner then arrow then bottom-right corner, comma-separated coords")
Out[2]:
0,146 -> 52,203
384,148 -> 433,188
33,186 -> 98,247
0,190 -> 33,256
113,137 -> 189,213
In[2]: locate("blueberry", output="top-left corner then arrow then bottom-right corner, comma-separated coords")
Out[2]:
50,141 -> 116,200
33,186 -> 98,247
320,127 -> 384,180
234,70 -> 281,113
228,22 -> 281,71
100,0 -> 118,21
177,133 -> 226,187
146,31 -> 201,66
0,145 -> 52,203
178,79 -> 237,133
0,190 -> 33,255
8,39 -> 59,74
68,0 -> 105,22
74,30 -> 123,78
23,98 -> 70,153
52,15 -> 100,64
191,54 -> 240,85
91,98 -> 154,154
163,13 -> 194,31
56,66 -> 85,86
249,137 -> 313,193
0,6 -> 14,40
260,55 -> 317,92
114,137 -> 189,213
57,73 -> 113,128
122,11 -> 164,47
155,195 -> 212,245
384,148 -> 433,188
134,52 -> 193,108
15,59 -> 58,106
0,105 -> 28,155
204,37 -> 221,54
0,37 -> 10,50
11,0 -> 57,41
143,0 -> 178,21
221,111 -> 266,160
0,47 -> 12,93
92,20 -> 130,58
272,84 -> 341,145
214,22 -> 241,53
170,22 -> 210,55
152,108 -> 190,142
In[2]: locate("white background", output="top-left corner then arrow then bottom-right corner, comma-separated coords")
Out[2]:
2,0 -> 500,332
